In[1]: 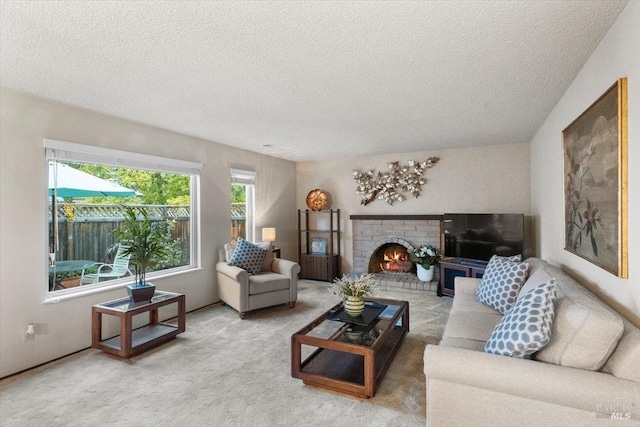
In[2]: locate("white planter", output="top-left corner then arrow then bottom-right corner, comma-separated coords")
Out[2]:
416,264 -> 434,282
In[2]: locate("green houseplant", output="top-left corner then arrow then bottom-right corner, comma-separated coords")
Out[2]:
113,206 -> 168,302
409,245 -> 441,282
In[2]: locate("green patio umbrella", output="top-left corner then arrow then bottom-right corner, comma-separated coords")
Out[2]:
49,162 -> 138,198
49,162 -> 139,259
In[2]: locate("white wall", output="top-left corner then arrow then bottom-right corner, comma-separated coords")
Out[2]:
0,89 -> 297,377
297,143 -> 531,272
531,2 -> 639,324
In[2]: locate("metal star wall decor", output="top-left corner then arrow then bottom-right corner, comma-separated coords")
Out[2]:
353,157 -> 440,206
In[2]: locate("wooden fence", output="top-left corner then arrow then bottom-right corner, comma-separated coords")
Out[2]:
49,204 -> 191,266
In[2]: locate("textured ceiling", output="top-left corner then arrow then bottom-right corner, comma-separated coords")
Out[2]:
0,1 -> 628,161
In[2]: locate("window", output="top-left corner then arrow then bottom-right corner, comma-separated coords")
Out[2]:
230,169 -> 255,243
46,139 -> 201,297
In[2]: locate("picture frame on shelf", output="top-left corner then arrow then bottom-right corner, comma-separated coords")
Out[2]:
311,237 -> 327,255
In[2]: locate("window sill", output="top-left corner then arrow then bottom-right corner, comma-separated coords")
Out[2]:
43,266 -> 201,304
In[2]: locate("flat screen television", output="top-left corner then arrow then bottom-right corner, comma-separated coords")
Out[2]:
443,213 -> 525,262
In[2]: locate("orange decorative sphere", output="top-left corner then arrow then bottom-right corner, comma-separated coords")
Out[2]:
306,189 -> 329,211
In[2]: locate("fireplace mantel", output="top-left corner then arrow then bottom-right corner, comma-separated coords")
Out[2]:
350,214 -> 442,220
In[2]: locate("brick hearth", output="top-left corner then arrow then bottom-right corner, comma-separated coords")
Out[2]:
371,272 -> 437,293
351,215 -> 442,293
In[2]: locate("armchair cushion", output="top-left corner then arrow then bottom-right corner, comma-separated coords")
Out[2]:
257,241 -> 274,271
228,238 -> 266,275
249,273 -> 291,295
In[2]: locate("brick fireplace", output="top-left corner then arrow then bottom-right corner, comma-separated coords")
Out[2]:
351,215 -> 442,293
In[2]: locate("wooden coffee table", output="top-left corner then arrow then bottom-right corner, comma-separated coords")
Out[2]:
291,297 -> 409,398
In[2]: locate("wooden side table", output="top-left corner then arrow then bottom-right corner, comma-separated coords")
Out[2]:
272,248 -> 281,258
92,291 -> 185,358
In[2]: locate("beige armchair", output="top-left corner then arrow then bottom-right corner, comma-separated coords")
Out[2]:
216,243 -> 300,319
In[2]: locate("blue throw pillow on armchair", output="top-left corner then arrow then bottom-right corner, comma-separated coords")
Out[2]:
228,237 -> 266,275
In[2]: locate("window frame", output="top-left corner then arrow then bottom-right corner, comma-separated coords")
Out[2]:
44,139 -> 202,302
230,168 -> 256,242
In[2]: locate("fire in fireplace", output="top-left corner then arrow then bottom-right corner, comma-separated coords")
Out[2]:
368,243 -> 413,273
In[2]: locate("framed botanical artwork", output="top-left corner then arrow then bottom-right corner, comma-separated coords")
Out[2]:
311,237 -> 327,255
563,78 -> 628,278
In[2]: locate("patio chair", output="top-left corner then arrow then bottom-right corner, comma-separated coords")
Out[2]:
81,245 -> 133,284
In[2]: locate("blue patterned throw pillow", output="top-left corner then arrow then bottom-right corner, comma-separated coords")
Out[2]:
228,238 -> 266,275
476,255 -> 529,314
484,278 -> 557,358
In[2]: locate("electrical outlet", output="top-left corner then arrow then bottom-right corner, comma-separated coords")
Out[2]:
24,324 -> 35,342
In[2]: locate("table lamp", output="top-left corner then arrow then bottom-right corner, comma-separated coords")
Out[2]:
262,227 -> 277,248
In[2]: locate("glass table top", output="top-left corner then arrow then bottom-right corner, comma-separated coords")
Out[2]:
96,291 -> 179,312
303,302 -> 403,348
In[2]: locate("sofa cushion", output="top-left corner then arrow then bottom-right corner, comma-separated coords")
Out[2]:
603,328 -> 640,383
443,311 -> 503,343
438,337 -> 487,352
476,255 -> 529,314
518,266 -> 554,298
452,294 -> 503,315
228,238 -> 266,275
533,262 -> 624,370
484,278 -> 557,358
248,272 -> 290,295
453,277 -> 481,295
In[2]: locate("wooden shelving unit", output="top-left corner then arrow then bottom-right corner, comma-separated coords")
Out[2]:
298,209 -> 341,281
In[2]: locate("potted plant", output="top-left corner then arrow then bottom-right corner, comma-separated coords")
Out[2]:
409,245 -> 441,282
328,274 -> 376,317
113,206 -> 168,303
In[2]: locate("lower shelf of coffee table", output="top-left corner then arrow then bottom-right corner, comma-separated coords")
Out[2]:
298,326 -> 407,397
303,349 -> 366,385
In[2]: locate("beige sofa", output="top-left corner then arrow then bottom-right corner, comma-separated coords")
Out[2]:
424,258 -> 640,426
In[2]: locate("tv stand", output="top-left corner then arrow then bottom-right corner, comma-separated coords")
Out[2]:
456,258 -> 488,267
438,257 -> 487,297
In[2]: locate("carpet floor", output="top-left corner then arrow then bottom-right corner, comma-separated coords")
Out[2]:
0,280 -> 452,427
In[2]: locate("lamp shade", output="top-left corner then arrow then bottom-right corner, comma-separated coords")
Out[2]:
262,227 -> 276,242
